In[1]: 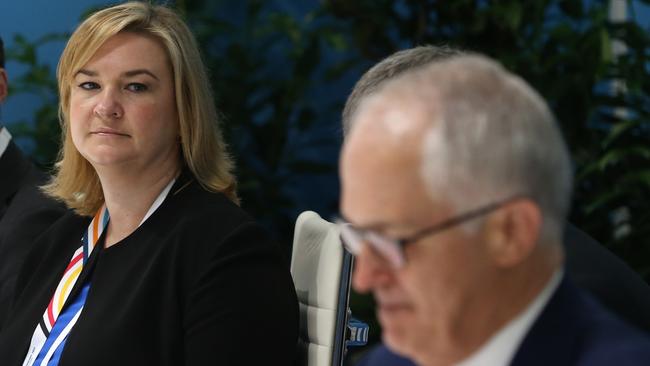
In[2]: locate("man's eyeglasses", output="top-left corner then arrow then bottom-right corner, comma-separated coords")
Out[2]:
337,195 -> 523,269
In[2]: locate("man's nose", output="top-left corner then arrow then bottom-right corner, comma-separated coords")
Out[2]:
352,244 -> 394,293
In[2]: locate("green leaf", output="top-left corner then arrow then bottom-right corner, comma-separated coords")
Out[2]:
322,31 -> 348,51
600,27 -> 612,64
584,189 -> 622,213
620,169 -> 650,187
597,146 -> 650,170
502,2 -> 523,31
323,58 -> 357,81
267,13 -> 301,44
602,119 -> 640,147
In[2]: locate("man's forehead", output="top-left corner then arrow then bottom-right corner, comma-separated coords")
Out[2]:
340,154 -> 437,231
340,95 -> 442,227
351,91 -> 433,143
342,90 -> 435,189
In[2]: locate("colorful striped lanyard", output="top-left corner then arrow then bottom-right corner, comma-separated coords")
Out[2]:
22,205 -> 108,366
22,178 -> 176,366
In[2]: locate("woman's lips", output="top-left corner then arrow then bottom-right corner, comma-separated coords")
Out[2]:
91,128 -> 129,137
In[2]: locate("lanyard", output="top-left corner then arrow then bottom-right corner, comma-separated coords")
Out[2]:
22,205 -> 108,366
22,178 -> 176,366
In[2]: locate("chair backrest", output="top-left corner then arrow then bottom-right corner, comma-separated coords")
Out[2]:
291,211 -> 353,366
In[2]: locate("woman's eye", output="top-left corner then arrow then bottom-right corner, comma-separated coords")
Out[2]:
126,83 -> 148,92
78,81 -> 99,90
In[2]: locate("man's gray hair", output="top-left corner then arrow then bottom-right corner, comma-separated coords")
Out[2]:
369,55 -> 573,243
342,45 -> 464,135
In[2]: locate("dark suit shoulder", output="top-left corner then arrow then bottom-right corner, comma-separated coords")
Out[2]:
571,292 -> 650,365
356,345 -> 415,366
0,141 -> 32,208
564,223 -> 650,332
512,277 -> 650,366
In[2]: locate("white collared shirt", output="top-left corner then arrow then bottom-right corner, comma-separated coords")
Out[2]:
0,126 -> 11,158
455,269 -> 564,366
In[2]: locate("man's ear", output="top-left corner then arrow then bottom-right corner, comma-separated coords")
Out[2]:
483,199 -> 542,268
0,68 -> 8,103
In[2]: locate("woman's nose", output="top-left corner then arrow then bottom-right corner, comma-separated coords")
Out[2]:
93,89 -> 124,119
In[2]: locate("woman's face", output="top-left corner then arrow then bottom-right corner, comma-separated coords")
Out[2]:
69,32 -> 180,174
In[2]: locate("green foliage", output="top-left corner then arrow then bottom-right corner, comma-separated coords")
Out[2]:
177,0 -> 350,254
5,33 -> 68,169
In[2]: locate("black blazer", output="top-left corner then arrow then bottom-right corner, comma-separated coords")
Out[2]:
0,171 -> 299,365
0,140 -> 66,329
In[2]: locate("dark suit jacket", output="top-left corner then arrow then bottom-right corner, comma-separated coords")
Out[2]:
564,224 -> 650,331
0,140 -> 66,330
357,277 -> 650,366
0,171 -> 299,365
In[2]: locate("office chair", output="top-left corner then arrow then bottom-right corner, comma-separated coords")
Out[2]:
291,211 -> 368,366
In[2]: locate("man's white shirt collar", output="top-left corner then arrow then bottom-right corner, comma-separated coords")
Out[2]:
0,126 -> 11,158
455,268 -> 564,366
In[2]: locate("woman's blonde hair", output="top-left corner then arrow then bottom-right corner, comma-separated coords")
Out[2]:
45,1 -> 238,216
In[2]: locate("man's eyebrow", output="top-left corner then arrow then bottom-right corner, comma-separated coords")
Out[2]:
123,69 -> 159,81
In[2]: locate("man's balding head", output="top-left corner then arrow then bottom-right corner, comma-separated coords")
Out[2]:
342,45 -> 464,135
350,54 -> 572,244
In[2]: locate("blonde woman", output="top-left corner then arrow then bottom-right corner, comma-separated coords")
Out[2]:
0,3 -> 298,365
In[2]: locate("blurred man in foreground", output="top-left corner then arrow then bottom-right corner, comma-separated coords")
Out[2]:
339,54 -> 650,365
342,46 -> 650,366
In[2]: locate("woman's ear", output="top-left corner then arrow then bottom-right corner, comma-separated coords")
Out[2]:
483,199 -> 542,268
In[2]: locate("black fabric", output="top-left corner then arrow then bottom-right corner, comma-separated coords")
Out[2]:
0,172 -> 299,365
0,141 -> 32,211
0,140 -> 66,329
564,223 -> 650,332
